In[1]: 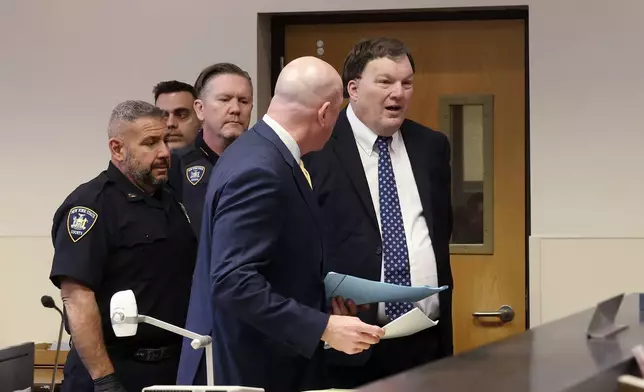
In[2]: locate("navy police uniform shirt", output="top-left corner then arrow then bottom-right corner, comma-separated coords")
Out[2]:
168,130 -> 219,236
49,162 -> 197,349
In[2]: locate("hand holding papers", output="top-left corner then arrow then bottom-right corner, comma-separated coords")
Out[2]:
329,296 -> 368,316
322,307 -> 437,350
324,272 -> 448,306
323,272 -> 447,341
321,314 -> 385,354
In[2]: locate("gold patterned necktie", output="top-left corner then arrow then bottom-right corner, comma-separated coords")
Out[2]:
299,160 -> 312,189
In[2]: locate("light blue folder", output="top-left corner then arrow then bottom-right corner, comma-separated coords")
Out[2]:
324,272 -> 448,305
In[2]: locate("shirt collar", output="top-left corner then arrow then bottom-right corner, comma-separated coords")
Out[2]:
346,103 -> 403,156
262,114 -> 301,163
194,129 -> 219,165
106,161 -> 164,206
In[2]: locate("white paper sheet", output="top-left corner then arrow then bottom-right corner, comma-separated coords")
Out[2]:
382,307 -> 438,339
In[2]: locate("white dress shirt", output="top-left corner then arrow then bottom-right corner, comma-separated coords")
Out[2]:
263,114 -> 301,163
346,104 -> 440,323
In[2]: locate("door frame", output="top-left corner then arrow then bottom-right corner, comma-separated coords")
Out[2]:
268,6 -> 532,329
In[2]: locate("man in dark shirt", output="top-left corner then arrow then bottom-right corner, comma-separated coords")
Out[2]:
172,63 -> 254,386
49,100 -> 197,392
168,62 -> 253,235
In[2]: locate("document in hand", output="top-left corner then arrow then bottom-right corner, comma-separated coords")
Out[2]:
324,272 -> 448,305
382,307 -> 438,339
323,307 -> 438,348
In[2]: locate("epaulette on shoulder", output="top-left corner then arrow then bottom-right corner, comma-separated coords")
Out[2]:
172,144 -> 194,159
65,172 -> 109,204
52,172 -> 108,241
183,148 -> 206,165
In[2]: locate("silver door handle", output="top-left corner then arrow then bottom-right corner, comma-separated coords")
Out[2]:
472,305 -> 514,323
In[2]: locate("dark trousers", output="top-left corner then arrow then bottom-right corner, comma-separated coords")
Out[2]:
61,347 -> 180,392
324,325 -> 444,388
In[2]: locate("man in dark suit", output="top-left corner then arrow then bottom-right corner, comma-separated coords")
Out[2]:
303,37 -> 454,387
186,56 -> 385,392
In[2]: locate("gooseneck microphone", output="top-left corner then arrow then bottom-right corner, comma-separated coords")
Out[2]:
41,295 -> 65,392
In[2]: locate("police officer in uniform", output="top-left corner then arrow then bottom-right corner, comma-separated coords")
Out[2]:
168,62 -> 253,235
50,100 -> 197,392
171,63 -> 253,386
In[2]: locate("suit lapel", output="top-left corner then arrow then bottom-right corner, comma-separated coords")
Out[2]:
254,120 -> 326,230
332,109 -> 380,232
401,123 -> 435,238
292,165 -> 324,222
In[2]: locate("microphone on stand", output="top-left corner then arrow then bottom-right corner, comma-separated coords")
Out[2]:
41,295 -> 65,392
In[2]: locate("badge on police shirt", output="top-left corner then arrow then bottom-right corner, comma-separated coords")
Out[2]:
186,165 -> 205,186
67,206 -> 98,243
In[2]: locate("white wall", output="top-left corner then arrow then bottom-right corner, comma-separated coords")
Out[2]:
1,0 -> 643,348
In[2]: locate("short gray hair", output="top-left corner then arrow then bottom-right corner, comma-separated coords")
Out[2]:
108,100 -> 167,138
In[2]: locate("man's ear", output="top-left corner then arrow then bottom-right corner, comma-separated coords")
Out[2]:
192,100 -> 204,125
109,138 -> 125,162
317,102 -> 331,126
347,80 -> 359,101
194,99 -> 205,122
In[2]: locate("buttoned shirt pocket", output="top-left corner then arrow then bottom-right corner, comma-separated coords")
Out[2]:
112,222 -> 168,281
120,223 -> 167,247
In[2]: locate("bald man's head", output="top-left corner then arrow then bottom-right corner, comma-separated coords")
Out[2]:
273,56 -> 343,108
268,56 -> 343,154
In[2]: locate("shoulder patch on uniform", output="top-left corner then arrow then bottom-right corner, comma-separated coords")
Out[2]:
186,165 -> 205,186
67,206 -> 98,243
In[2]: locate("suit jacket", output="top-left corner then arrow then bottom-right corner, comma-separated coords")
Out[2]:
172,131 -> 220,385
303,107 -> 454,363
182,120 -> 330,392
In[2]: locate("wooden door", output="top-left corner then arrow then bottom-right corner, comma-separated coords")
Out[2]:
284,19 -> 526,354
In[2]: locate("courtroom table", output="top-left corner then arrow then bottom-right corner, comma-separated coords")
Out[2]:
34,343 -> 66,390
358,293 -> 644,392
34,367 -> 64,386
